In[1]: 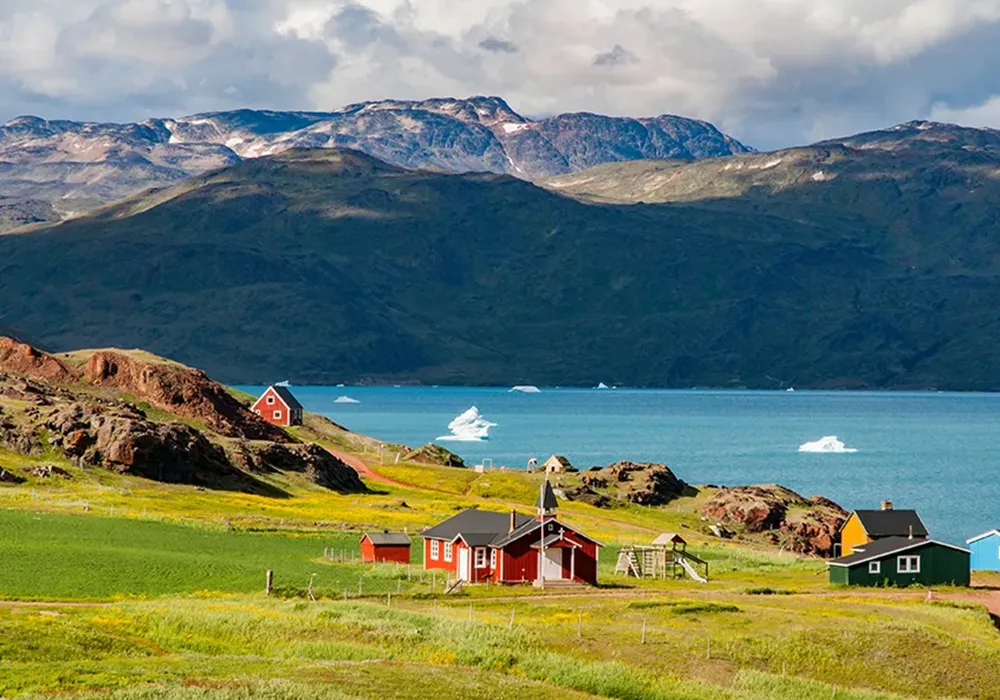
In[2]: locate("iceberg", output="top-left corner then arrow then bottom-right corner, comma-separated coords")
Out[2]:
437,406 -> 497,442
275,380 -> 291,387
334,396 -> 360,404
596,382 -> 610,389
509,385 -> 541,393
798,436 -> 858,453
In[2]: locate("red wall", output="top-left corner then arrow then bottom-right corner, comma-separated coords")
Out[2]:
497,527 -> 599,584
423,538 -> 457,574
361,538 -> 411,564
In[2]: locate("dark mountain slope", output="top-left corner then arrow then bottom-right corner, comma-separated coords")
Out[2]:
3,143 -> 1000,389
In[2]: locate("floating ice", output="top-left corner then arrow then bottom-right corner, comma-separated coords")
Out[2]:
437,406 -> 497,442
596,382 -> 610,389
509,385 -> 541,393
798,436 -> 858,453
334,396 -> 360,404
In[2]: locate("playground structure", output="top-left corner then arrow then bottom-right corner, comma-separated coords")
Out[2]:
614,533 -> 709,583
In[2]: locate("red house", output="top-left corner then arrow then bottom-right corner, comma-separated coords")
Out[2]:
252,385 -> 303,427
360,532 -> 411,564
421,481 -> 601,586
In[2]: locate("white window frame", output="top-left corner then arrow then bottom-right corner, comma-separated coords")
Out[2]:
444,542 -> 453,562
267,395 -> 275,404
490,548 -> 497,569
430,540 -> 439,560
475,548 -> 487,568
898,555 -> 921,573
273,410 -> 282,420
868,561 -> 881,575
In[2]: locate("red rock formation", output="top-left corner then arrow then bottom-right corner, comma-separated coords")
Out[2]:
83,351 -> 291,441
0,337 -> 77,383
700,485 -> 848,557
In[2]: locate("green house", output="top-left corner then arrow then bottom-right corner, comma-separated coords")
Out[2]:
828,537 -> 970,587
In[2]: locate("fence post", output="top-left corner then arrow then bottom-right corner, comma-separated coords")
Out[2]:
509,608 -> 515,630
468,603 -> 473,622
387,592 -> 392,608
266,570 -> 274,596
396,578 -> 401,594
343,588 -> 348,602
641,618 -> 647,645
358,578 -> 363,597
577,610 -> 583,639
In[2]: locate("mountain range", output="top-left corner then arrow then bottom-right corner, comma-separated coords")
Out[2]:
0,96 -> 749,225
4,118 -> 1000,389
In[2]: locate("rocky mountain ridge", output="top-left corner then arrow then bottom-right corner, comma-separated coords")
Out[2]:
0,96 -> 749,223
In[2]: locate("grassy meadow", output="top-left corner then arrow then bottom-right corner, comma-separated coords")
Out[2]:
3,434 -> 1000,698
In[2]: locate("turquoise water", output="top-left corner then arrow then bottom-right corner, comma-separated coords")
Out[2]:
238,387 -> 1000,544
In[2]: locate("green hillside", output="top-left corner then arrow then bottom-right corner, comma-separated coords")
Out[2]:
4,133 -> 1000,388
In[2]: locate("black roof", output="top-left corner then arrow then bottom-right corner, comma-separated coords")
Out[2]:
492,517 -> 603,548
830,537 -> 969,567
270,385 -> 303,410
363,532 -> 411,546
537,480 -> 558,511
852,510 -> 928,538
422,508 -> 533,543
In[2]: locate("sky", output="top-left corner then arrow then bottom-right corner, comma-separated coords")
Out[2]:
1,0 -> 1000,150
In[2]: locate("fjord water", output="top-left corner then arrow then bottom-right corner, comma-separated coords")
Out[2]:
241,387 -> 1000,544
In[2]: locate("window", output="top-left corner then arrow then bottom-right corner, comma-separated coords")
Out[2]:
444,542 -> 453,562
267,395 -> 275,405
868,561 -> 881,574
430,540 -> 439,560
490,548 -> 497,569
273,410 -> 282,420
898,555 -> 921,573
475,548 -> 487,568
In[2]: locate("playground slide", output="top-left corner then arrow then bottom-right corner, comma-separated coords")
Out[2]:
678,557 -> 708,584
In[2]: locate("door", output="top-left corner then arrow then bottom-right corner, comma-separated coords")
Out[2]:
543,548 -> 566,580
458,547 -> 470,581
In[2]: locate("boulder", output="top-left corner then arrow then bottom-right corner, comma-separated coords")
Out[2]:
0,468 -> 24,484
29,465 -> 72,479
699,485 -> 848,557
83,351 -> 291,442
581,461 -> 691,506
402,443 -> 466,468
561,483 -> 611,508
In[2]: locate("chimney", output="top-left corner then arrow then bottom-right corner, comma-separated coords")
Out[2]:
908,525 -> 913,540
509,509 -> 517,533
881,500 -> 893,511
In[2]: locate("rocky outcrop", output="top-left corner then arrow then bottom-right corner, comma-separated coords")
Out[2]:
0,337 -> 77,383
84,351 -> 290,442
560,483 -> 611,508
243,442 -> 367,493
699,485 -> 848,557
402,443 -> 466,468
0,468 -> 24,484
580,461 -> 692,506
43,401 -> 239,485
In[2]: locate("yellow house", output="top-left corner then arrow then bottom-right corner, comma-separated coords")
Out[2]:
838,501 -> 929,556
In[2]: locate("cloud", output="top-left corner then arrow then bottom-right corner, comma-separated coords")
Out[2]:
2,1 -> 1000,148
593,45 -> 639,67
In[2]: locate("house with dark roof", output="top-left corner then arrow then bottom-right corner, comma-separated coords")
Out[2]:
838,501 -> 928,556
360,531 -> 411,564
828,537 -> 970,587
252,385 -> 304,427
422,481 -> 602,585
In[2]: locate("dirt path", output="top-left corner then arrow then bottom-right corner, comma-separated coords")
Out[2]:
323,447 -> 412,490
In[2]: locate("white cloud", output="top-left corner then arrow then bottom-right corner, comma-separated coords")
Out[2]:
2,0 -> 1000,147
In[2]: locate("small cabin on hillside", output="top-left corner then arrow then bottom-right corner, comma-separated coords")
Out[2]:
967,530 -> 1000,571
838,501 -> 928,557
828,537 -> 970,587
252,385 -> 303,427
543,455 -> 576,474
360,532 -> 411,564
421,481 -> 601,586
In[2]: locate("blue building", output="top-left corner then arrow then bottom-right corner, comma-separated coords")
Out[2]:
966,530 -> 1000,571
